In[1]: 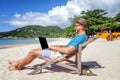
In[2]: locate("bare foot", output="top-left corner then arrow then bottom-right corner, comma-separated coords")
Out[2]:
8,59 -> 12,65
8,60 -> 18,71
8,65 -> 17,71
8,59 -> 18,66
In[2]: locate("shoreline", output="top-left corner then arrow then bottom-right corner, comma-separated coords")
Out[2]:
0,38 -> 70,49
0,43 -> 37,49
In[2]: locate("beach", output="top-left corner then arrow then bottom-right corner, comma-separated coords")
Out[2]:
0,38 -> 120,80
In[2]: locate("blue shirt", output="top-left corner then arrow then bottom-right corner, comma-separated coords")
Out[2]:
66,34 -> 88,49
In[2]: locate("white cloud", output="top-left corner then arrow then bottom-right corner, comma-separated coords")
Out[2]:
14,13 -> 21,18
88,0 -> 120,16
9,0 -> 120,28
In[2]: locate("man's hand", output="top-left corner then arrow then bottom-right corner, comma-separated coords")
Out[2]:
48,46 -> 57,52
49,46 -> 56,50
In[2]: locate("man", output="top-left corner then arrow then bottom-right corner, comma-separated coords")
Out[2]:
8,18 -> 88,70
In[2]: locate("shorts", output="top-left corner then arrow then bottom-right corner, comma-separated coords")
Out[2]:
41,49 -> 62,60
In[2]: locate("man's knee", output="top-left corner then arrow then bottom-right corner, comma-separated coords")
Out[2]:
29,49 -> 41,57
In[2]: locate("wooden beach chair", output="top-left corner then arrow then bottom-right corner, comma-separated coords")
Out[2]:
29,37 -> 96,76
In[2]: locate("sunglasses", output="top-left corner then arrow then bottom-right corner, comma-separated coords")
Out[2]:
74,24 -> 81,27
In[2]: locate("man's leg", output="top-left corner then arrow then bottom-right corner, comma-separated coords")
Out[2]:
8,48 -> 42,70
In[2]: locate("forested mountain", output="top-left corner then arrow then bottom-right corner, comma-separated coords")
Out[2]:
0,25 -> 63,38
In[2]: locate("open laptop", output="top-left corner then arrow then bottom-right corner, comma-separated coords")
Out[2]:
38,37 -> 48,49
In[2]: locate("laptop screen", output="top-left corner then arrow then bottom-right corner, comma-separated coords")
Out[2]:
38,37 -> 48,49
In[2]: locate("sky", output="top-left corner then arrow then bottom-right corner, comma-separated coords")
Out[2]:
0,0 -> 120,32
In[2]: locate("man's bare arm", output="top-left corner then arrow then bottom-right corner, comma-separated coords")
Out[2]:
50,45 -> 66,47
49,45 -> 76,54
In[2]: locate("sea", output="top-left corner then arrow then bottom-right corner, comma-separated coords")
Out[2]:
0,38 -> 58,49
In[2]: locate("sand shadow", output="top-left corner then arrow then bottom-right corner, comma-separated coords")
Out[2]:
82,61 -> 104,69
24,60 -> 104,75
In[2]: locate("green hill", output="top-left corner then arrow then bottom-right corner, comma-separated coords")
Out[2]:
0,25 -> 63,38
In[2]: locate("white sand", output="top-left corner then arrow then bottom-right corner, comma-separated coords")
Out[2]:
0,38 -> 120,80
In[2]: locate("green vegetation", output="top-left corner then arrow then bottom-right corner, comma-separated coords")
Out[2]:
63,9 -> 120,37
0,25 -> 63,38
0,9 -> 120,38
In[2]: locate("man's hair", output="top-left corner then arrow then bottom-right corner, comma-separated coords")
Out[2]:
76,18 -> 88,27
